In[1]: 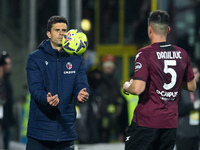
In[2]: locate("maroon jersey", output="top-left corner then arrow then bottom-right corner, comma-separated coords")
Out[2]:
132,42 -> 194,128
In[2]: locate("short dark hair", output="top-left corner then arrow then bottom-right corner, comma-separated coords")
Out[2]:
148,10 -> 169,35
47,16 -> 68,32
148,10 -> 169,25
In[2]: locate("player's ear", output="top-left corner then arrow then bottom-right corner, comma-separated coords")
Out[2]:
47,31 -> 51,38
149,26 -> 152,33
148,26 -> 153,37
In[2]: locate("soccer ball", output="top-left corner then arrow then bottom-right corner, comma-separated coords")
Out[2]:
62,29 -> 88,55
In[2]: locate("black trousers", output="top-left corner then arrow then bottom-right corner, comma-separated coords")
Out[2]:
125,122 -> 176,150
176,137 -> 199,150
26,137 -> 74,150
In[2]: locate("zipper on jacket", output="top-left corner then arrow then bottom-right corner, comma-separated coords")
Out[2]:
56,51 -> 60,142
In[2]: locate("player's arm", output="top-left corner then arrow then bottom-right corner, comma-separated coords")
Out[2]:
181,78 -> 196,92
123,79 -> 146,95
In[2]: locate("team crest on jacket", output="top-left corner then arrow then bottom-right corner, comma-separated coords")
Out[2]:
66,62 -> 72,70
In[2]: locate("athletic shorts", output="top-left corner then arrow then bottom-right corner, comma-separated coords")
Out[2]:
125,122 -> 176,150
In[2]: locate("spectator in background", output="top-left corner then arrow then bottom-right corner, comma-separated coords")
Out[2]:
0,62 -> 5,149
0,51 -> 14,150
76,67 -> 103,144
84,54 -> 127,143
20,84 -> 30,144
176,62 -> 200,150
99,54 -> 128,142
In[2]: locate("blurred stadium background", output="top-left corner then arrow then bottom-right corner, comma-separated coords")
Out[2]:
0,0 -> 200,149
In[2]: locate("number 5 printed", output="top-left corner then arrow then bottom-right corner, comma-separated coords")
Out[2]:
163,60 -> 177,90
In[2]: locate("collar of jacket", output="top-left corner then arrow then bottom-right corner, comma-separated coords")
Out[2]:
38,39 -> 70,58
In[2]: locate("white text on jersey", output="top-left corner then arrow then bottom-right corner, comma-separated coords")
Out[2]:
156,51 -> 182,59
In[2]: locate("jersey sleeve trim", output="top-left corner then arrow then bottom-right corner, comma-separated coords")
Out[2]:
133,77 -> 146,82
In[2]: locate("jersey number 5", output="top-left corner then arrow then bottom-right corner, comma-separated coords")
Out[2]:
163,60 -> 177,90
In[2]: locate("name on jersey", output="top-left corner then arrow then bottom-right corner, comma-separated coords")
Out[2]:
156,51 -> 182,59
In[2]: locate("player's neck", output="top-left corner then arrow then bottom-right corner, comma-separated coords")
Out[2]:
151,35 -> 167,44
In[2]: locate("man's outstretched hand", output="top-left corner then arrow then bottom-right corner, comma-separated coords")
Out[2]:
47,92 -> 60,106
77,88 -> 89,103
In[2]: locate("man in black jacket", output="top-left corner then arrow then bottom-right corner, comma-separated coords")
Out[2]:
0,51 -> 14,150
176,62 -> 200,150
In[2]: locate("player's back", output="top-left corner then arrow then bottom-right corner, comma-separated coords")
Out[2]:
132,42 -> 194,128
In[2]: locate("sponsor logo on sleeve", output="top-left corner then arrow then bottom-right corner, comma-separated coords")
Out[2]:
135,62 -> 142,72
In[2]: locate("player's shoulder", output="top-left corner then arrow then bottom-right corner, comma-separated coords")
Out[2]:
134,46 -> 152,62
139,45 -> 152,51
136,45 -> 153,55
29,49 -> 45,59
172,44 -> 189,56
172,44 -> 186,52
28,49 -> 40,57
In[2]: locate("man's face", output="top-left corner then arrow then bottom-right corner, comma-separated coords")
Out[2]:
47,23 -> 67,50
3,57 -> 11,73
102,61 -> 116,75
193,67 -> 200,83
